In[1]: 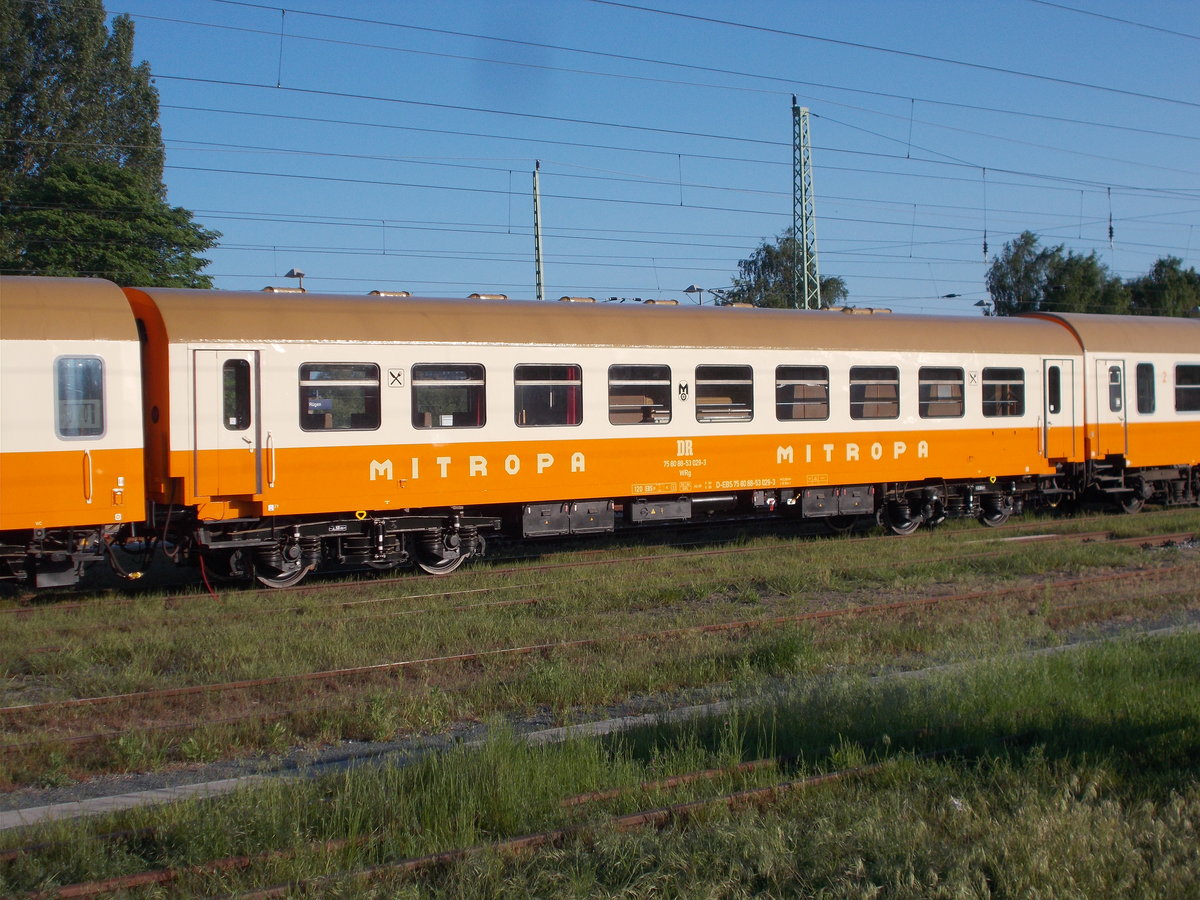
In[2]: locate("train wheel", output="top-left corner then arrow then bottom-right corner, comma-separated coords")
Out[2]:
979,508 -> 1011,527
979,496 -> 1013,527
1118,496 -> 1145,515
415,527 -> 477,575
254,541 -> 311,588
882,501 -> 921,536
255,564 -> 311,588
824,515 -> 858,535
416,552 -> 466,575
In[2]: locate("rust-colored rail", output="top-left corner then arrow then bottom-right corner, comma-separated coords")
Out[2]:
3,562 -> 1189,721
2,560 -> 1192,765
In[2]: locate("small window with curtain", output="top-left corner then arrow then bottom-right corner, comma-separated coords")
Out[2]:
982,367 -> 1025,417
55,356 -> 105,438
223,359 -> 251,431
300,362 -> 380,431
412,363 -> 486,429
776,365 -> 829,421
608,364 -> 671,424
695,365 -> 753,422
918,367 -> 964,418
850,366 -> 899,420
1108,366 -> 1123,413
515,364 -> 582,427
1136,363 -> 1155,414
1047,365 -> 1062,415
1177,364 -> 1200,412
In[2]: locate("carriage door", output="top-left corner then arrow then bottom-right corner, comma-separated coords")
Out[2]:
1095,359 -> 1128,457
194,350 -> 261,496
1042,359 -> 1076,461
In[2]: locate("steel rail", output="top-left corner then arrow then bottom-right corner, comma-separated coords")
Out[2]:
3,506 -> 1187,612
7,525 -> 1183,651
3,561 -> 1193,726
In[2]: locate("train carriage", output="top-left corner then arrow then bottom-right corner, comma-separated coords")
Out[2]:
0,278 -> 146,585
1031,312 -> 1200,510
122,288 -> 1092,582
1,274 -> 1197,589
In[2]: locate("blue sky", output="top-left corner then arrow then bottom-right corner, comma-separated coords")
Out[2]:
113,0 -> 1200,314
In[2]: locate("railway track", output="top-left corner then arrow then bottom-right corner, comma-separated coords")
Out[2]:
3,555 -> 1194,764
3,526 -> 1194,664
0,507 -> 1189,610
10,729 -> 1018,900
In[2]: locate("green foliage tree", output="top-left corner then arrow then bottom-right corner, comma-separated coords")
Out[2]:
726,230 -> 848,308
986,231 -> 1129,316
1,158 -> 218,286
1127,256 -> 1200,318
1,0 -> 218,284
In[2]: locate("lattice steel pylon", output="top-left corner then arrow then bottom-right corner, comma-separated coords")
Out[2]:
792,99 -> 821,310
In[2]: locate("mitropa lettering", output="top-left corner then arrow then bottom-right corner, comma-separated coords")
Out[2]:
371,452 -> 587,481
776,441 -> 929,465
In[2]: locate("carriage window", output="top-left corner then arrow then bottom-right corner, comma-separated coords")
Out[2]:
918,367 -> 964,418
775,366 -> 828,421
1177,364 -> 1200,412
223,359 -> 251,431
1108,366 -> 1123,413
609,364 -> 671,424
412,364 -> 486,429
1136,363 -> 1155,414
695,365 -> 753,422
982,367 -> 1025,417
849,366 -> 899,420
55,356 -> 105,438
515,364 -> 582,427
300,363 -> 380,431
1047,366 -> 1062,415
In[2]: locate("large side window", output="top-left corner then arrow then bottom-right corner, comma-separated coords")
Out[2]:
1176,364 -> 1200,412
1136,363 -> 1155,414
300,363 -> 380,431
775,366 -> 829,421
982,367 -> 1025,417
412,363 -> 485,429
695,365 -> 753,422
849,366 -> 899,420
55,356 -> 105,438
223,359 -> 251,431
608,364 -> 671,424
515,364 -> 582,427
918,367 -> 964,418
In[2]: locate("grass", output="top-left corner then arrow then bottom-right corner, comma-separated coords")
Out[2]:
2,630 -> 1197,896
0,507 -> 1196,786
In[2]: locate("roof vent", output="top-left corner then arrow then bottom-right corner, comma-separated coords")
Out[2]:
468,293 -> 508,300
643,298 -> 679,305
837,306 -> 891,314
558,296 -> 596,302
369,290 -> 411,297
261,286 -> 306,293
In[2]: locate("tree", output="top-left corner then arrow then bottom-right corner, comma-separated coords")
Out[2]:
1,158 -> 218,286
986,231 -> 1128,316
1,0 -> 217,284
726,230 -> 848,308
1127,257 -> 1200,318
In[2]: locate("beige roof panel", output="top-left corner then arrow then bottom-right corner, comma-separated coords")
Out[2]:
132,288 -> 1084,355
1025,312 -> 1200,355
0,276 -> 140,342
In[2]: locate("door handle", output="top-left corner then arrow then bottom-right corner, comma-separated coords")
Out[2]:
82,449 -> 93,503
